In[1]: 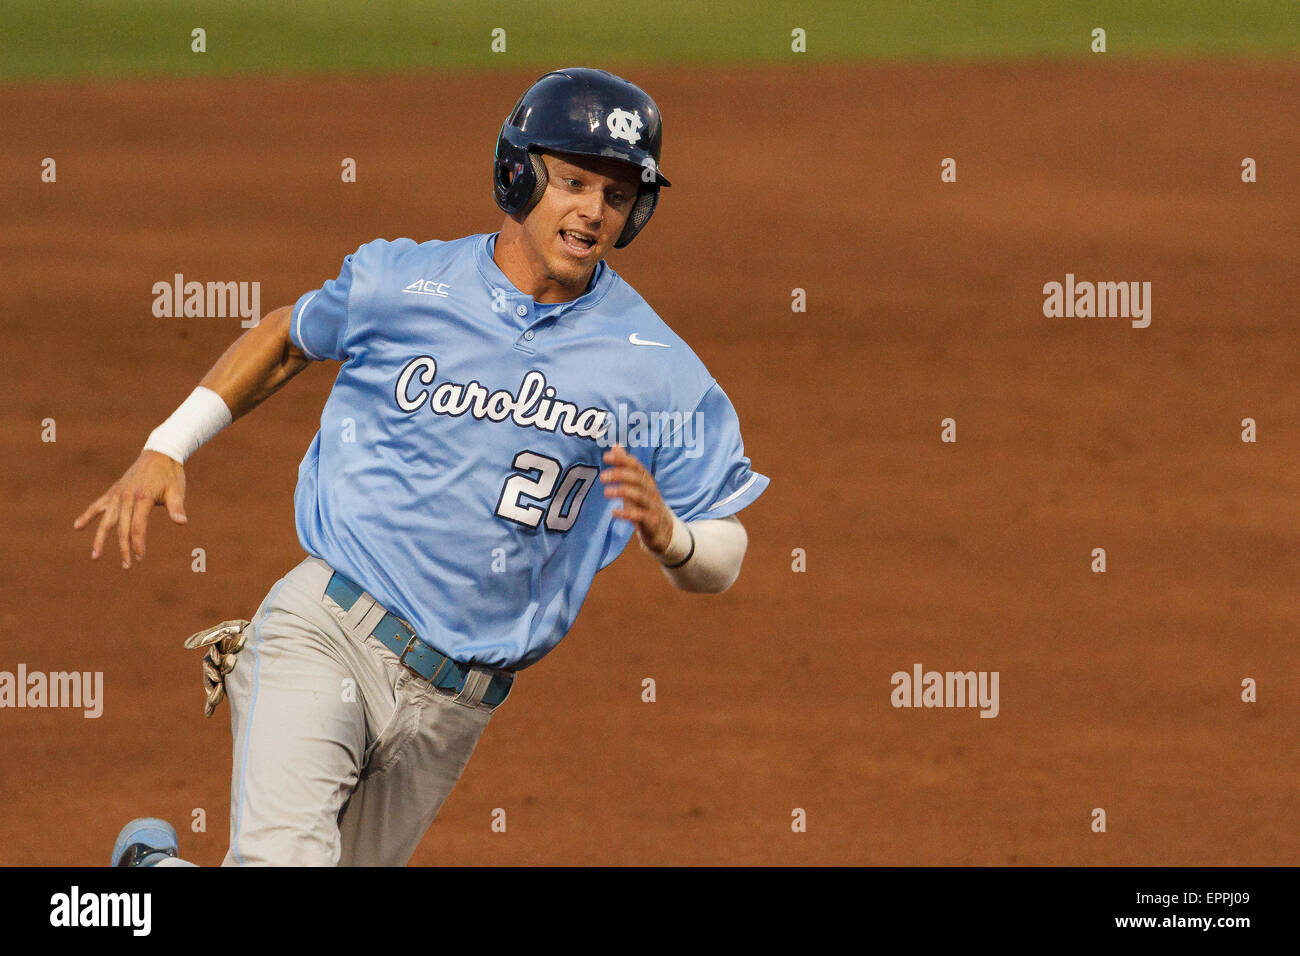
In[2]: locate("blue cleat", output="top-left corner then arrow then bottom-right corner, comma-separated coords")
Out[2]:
111,817 -> 179,867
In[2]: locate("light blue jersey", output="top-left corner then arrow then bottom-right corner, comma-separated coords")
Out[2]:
288,233 -> 767,668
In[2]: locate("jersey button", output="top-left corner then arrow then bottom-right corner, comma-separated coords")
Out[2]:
515,305 -> 528,317
523,329 -> 535,341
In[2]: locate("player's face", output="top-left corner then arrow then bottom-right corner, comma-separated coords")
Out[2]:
524,151 -> 640,288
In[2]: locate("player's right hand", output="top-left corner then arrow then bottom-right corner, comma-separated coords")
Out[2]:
73,450 -> 188,569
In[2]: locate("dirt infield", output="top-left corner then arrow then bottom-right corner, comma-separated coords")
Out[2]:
1,60 -> 1296,865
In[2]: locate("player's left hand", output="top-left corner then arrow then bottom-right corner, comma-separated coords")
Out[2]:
601,445 -> 674,556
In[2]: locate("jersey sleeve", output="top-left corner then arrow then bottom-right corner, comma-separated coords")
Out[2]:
289,249 -> 358,362
652,382 -> 769,521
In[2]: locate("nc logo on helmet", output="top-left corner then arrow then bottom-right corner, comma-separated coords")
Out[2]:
606,108 -> 644,145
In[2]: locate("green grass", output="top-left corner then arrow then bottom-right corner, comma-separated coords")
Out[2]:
1,0 -> 1296,81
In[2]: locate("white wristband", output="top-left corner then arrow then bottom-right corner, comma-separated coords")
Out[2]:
658,515 -> 748,594
656,514 -> 695,567
143,386 -> 232,464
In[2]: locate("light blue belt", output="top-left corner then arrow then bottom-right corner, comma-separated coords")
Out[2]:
325,571 -> 513,708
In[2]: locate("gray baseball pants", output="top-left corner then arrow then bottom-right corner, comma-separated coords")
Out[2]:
219,555 -> 509,866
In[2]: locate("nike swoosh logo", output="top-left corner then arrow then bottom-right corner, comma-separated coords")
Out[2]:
629,333 -> 670,348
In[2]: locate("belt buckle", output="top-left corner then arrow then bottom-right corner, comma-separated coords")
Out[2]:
397,632 -> 452,690
397,633 -> 420,672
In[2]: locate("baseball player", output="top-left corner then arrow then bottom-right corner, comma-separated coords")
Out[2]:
77,67 -> 767,866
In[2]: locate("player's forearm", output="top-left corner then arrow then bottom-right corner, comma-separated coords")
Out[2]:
144,306 -> 308,463
656,515 -> 748,594
199,305 -> 310,420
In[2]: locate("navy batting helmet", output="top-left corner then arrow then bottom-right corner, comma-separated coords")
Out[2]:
493,67 -> 670,249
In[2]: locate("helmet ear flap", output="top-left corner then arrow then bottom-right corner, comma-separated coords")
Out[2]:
521,151 -> 549,213
493,134 -> 551,215
615,187 -> 659,248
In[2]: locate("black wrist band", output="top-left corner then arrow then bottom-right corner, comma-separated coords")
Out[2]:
662,525 -> 696,569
